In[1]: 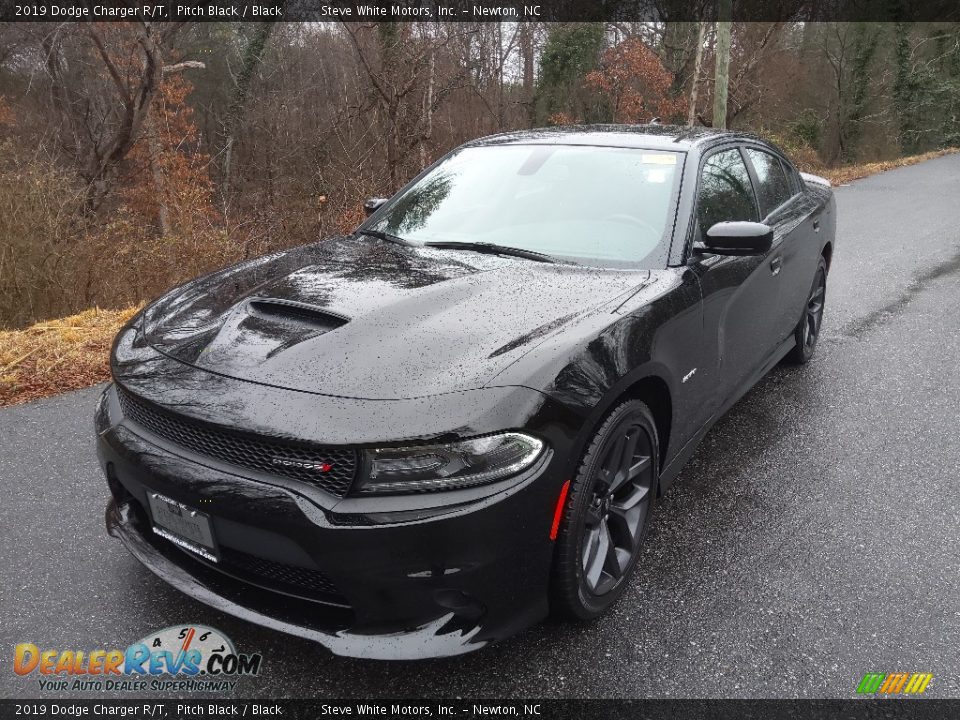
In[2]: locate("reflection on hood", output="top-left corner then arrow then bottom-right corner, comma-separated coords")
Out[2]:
144,236 -> 649,399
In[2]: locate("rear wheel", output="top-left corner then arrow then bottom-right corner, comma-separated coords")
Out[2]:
784,256 -> 827,364
551,400 -> 658,620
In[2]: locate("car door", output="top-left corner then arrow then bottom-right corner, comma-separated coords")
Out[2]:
686,145 -> 783,416
742,146 -> 820,342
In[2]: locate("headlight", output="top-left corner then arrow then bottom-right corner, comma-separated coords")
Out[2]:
358,432 -> 545,494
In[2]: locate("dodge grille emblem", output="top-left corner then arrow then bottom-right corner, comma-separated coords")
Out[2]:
271,457 -> 333,473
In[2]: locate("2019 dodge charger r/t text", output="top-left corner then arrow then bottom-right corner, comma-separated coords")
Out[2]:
96,125 -> 836,659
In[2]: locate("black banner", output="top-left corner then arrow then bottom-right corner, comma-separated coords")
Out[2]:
1,700 -> 959,720
1,0 -> 960,23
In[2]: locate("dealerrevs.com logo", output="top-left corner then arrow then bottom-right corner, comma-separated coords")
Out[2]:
14,625 -> 263,693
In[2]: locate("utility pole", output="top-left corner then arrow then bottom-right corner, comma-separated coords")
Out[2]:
713,0 -> 732,129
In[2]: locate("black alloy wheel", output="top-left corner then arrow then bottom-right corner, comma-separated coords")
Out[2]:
551,400 -> 658,620
785,256 -> 828,364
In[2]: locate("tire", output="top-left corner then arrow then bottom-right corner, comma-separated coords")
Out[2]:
550,399 -> 658,621
784,256 -> 827,365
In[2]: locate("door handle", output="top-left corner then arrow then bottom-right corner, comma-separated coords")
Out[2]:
770,256 -> 782,276
813,219 -> 821,233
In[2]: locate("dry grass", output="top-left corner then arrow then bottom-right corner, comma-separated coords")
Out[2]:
0,306 -> 141,408
821,148 -> 960,185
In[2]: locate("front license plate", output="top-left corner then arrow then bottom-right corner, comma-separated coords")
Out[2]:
147,492 -> 219,563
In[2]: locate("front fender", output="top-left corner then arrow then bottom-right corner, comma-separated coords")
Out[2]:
490,267 -> 704,475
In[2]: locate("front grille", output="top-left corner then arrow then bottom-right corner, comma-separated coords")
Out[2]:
118,387 -> 357,496
220,547 -> 348,605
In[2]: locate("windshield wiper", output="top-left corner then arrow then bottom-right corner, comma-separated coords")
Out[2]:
358,228 -> 408,245
424,241 -> 556,264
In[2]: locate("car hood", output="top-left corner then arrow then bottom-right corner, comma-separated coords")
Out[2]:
142,236 -> 649,399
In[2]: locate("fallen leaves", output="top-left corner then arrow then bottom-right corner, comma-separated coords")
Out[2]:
821,148 -> 960,185
0,306 -> 141,408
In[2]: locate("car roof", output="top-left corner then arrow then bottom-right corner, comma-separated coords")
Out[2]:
465,124 -> 765,152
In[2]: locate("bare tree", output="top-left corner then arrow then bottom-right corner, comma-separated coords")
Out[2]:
41,21 -> 185,212
341,22 -> 466,192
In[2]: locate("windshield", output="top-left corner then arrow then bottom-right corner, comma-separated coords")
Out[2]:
368,144 -> 683,268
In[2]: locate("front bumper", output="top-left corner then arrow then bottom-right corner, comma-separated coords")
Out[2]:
96,384 -> 570,660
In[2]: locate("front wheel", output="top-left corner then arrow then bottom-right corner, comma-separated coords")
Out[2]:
784,256 -> 827,365
550,400 -> 658,620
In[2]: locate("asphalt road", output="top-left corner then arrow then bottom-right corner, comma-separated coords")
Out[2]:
2,154 -> 959,700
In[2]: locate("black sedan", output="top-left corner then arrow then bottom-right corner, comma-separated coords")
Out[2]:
96,125 -> 835,659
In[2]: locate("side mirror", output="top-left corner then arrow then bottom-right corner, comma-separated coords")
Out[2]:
364,197 -> 388,216
704,221 -> 773,256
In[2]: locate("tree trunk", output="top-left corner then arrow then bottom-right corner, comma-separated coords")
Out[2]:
419,50 -> 435,168
893,22 -> 913,153
221,23 -> 274,204
520,22 -> 536,126
145,109 -> 171,235
662,22 -> 697,98
688,22 -> 706,126
713,6 -> 732,129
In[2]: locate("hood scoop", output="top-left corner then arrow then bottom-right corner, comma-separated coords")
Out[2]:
247,298 -> 349,331
176,298 -> 350,371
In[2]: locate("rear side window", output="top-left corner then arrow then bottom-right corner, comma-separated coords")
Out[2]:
745,148 -> 792,217
781,158 -> 802,195
696,148 -> 758,240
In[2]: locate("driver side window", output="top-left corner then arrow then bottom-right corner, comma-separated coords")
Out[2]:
696,148 -> 758,241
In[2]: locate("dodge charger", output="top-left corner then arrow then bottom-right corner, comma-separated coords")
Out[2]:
96,125 -> 836,659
